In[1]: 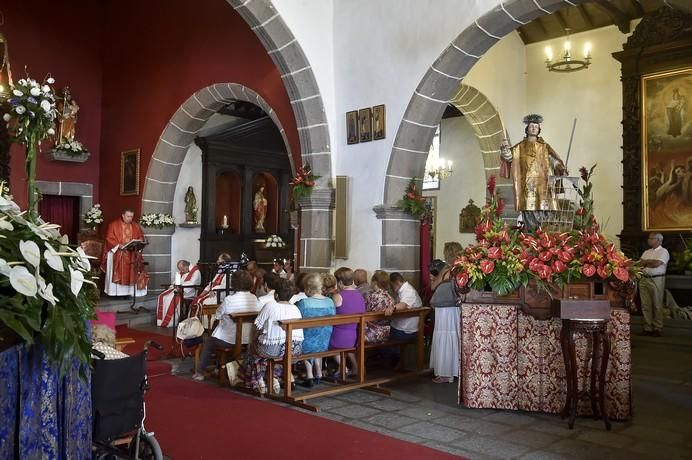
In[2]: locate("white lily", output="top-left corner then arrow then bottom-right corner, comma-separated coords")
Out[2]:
30,87 -> 41,97
40,99 -> 52,113
9,265 -> 38,296
70,268 -> 84,296
39,282 -> 58,306
44,243 -> 65,272
0,217 -> 13,231
75,247 -> 93,272
0,258 -> 10,276
12,89 -> 23,97
19,240 -> 41,268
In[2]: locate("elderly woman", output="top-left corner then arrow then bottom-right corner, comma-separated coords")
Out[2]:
296,273 -> 336,387
193,269 -> 260,381
364,270 -> 394,343
429,242 -> 462,383
329,267 -> 366,378
92,324 -> 128,360
236,279 -> 304,394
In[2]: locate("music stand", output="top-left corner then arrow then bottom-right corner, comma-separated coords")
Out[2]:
122,239 -> 148,312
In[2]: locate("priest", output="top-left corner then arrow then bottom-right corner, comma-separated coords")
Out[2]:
156,260 -> 202,327
192,252 -> 233,308
101,208 -> 148,297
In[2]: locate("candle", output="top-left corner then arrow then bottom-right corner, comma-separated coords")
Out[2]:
222,215 -> 228,227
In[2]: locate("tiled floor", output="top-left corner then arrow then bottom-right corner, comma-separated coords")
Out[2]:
148,321 -> 692,459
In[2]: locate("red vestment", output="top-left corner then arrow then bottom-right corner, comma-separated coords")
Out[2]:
101,218 -> 146,287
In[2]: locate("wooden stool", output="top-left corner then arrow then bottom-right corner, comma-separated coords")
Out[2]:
560,318 -> 611,430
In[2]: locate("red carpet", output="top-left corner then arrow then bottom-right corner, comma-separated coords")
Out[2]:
145,375 -> 462,460
115,325 -> 177,375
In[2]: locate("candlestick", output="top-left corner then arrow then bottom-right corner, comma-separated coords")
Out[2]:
222,215 -> 228,228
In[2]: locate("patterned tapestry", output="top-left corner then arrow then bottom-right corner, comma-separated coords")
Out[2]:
459,304 -> 631,420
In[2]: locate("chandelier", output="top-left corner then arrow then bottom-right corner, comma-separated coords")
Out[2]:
425,157 -> 453,181
544,29 -> 591,73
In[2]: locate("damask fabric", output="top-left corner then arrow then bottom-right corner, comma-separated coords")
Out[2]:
0,343 -> 91,459
459,304 -> 632,420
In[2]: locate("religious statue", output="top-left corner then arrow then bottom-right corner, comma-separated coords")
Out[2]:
184,186 -> 198,223
57,87 -> 80,143
254,185 -> 268,233
459,199 -> 481,233
500,114 -> 566,230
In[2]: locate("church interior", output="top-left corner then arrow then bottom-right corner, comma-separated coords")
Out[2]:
1,1 -> 692,459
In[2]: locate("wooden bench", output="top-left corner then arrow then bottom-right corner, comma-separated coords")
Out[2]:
265,307 -> 431,411
192,306 -> 258,383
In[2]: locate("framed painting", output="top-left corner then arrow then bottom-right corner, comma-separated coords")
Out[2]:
641,67 -> 692,231
373,104 -> 386,140
120,148 -> 141,196
346,110 -> 359,145
359,107 -> 372,143
423,196 -> 437,259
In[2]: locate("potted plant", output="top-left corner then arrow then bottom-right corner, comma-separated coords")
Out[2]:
50,138 -> 90,163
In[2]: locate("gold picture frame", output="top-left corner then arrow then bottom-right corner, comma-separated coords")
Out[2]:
120,148 -> 141,196
641,67 -> 692,231
373,104 -> 386,140
346,110 -> 359,145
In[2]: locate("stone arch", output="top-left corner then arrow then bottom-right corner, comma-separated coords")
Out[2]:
377,0 -> 585,279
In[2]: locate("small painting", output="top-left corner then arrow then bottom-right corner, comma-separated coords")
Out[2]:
120,148 -> 140,196
641,67 -> 692,231
346,110 -> 359,145
373,104 -> 386,140
359,107 -> 372,143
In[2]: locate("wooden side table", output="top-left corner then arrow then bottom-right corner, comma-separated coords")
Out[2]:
555,300 -> 612,430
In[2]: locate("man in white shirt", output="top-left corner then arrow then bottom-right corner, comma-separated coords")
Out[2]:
156,259 -> 202,327
387,272 -> 423,340
639,233 -> 670,337
272,259 -> 288,279
193,269 -> 260,381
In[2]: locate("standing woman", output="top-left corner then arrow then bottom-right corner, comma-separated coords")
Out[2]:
429,242 -> 462,384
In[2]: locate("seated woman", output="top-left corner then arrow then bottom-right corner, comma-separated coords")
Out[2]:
329,267 -> 366,378
364,270 -> 394,343
296,273 -> 336,387
322,273 -> 338,298
91,324 -> 129,360
239,279 -> 304,394
193,269 -> 260,381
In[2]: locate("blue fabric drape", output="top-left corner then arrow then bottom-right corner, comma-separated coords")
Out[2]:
0,343 -> 91,459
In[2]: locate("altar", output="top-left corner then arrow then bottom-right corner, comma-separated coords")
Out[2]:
458,303 -> 631,420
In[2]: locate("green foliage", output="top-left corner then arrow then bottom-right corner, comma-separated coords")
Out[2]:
397,177 -> 427,217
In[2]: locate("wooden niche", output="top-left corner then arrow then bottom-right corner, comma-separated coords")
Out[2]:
197,114 -> 292,263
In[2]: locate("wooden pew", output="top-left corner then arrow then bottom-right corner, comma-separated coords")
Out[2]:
192,307 -> 258,383
266,307 -> 431,411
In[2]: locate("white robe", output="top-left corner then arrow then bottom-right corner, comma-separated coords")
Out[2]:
156,266 -> 202,328
104,245 -> 147,297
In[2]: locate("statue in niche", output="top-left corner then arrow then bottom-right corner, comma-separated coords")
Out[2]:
57,87 -> 80,143
254,185 -> 268,233
184,186 -> 198,224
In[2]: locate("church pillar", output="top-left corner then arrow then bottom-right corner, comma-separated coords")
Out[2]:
298,187 -> 335,272
374,205 -> 421,288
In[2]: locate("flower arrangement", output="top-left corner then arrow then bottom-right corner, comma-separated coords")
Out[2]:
265,234 -> 286,248
139,212 -> 175,229
3,74 -> 58,217
0,182 -> 95,375
55,138 -> 88,156
669,235 -> 692,274
290,163 -> 320,207
453,169 -> 639,296
397,177 -> 427,217
83,204 -> 104,226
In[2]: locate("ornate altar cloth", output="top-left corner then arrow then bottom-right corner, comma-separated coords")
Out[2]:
459,304 -> 631,420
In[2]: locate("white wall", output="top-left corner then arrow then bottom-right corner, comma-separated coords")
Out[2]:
424,117 -> 486,256
170,143 -> 202,274
526,25 -> 630,243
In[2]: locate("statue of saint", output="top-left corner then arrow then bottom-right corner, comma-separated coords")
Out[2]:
500,114 -> 566,230
184,186 -> 198,223
57,87 -> 80,143
254,186 -> 268,233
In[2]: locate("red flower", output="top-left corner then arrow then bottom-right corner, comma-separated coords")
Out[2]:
576,207 -> 585,216
305,180 -> 314,187
529,258 -> 543,272
613,267 -> 629,282
552,260 -> 567,273
480,259 -> 495,274
455,272 -> 469,288
539,251 -> 552,262
407,192 -> 415,199
582,264 -> 596,277
579,166 -> 588,181
558,250 -> 573,263
487,175 -> 496,196
537,264 -> 553,280
597,265 -> 610,279
487,247 -> 503,259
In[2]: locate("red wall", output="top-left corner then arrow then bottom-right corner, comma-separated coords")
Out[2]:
98,0 -> 299,225
4,0 -> 103,208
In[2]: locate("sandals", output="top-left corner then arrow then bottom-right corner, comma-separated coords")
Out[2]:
432,376 -> 454,384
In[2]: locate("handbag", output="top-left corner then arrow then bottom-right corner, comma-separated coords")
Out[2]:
176,310 -> 205,341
